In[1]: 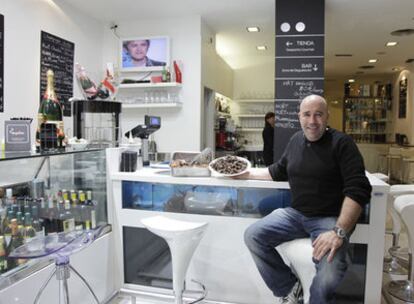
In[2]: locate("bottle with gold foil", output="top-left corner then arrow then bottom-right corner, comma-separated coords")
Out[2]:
36,69 -> 65,150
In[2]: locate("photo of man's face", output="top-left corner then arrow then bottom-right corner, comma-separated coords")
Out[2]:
126,40 -> 149,62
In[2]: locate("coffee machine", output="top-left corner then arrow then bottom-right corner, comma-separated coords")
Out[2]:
125,115 -> 161,166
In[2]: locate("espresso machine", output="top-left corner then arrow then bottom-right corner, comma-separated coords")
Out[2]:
125,115 -> 161,166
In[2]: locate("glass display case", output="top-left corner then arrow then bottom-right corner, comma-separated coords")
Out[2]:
0,149 -> 108,290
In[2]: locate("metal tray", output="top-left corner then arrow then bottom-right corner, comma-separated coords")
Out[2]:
170,151 -> 211,177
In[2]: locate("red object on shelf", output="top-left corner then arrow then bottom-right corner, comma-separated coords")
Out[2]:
216,131 -> 226,149
173,60 -> 182,83
151,76 -> 162,83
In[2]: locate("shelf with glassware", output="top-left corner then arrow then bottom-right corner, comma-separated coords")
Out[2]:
0,149 -> 108,289
117,82 -> 182,108
343,95 -> 393,144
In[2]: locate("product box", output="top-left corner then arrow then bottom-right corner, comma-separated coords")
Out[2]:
4,120 -> 31,151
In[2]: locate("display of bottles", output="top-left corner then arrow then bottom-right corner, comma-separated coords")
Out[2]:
0,188 -> 102,276
36,69 -> 66,149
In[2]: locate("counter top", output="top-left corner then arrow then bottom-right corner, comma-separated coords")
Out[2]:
111,167 -> 290,189
110,167 -> 387,190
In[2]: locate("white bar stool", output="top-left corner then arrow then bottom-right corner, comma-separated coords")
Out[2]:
383,185 -> 414,275
141,216 -> 208,304
277,238 -> 314,304
387,194 -> 414,302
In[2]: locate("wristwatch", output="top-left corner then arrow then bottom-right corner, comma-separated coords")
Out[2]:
333,226 -> 347,239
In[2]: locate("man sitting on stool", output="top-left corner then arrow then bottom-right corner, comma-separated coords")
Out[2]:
236,95 -> 371,304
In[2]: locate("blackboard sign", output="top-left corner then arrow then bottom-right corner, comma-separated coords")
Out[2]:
0,14 -> 4,112
274,0 -> 325,161
40,31 -> 74,116
398,78 -> 407,118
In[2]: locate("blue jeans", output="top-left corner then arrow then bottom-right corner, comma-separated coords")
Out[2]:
244,207 -> 350,304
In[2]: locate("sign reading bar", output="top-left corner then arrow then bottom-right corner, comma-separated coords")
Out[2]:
0,14 -> 4,112
40,31 -> 74,117
275,57 -> 324,78
274,0 -> 325,161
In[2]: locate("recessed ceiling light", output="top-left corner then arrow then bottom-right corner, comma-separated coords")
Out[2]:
368,59 -> 378,63
392,67 -> 400,71
348,79 -> 355,83
247,27 -> 260,32
386,41 -> 398,47
256,45 -> 267,51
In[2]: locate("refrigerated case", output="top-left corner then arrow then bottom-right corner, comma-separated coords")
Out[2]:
0,149 -> 109,292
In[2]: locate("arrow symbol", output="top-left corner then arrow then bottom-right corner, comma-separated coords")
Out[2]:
286,41 -> 293,47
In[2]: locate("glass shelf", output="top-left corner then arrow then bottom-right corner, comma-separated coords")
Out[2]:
0,148 -> 103,162
119,82 -> 182,89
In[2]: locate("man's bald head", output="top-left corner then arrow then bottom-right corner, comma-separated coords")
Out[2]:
298,95 -> 329,142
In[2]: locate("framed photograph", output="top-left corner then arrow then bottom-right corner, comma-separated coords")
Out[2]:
120,36 -> 169,72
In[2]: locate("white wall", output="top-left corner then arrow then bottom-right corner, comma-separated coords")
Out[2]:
102,16 -> 203,153
0,0 -> 105,142
392,69 -> 414,143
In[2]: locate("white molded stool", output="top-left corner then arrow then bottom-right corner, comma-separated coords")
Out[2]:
383,185 -> 414,275
141,216 -> 208,304
277,238 -> 315,304
387,194 -> 414,302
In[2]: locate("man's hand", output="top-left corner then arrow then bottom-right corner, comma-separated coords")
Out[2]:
312,230 -> 344,263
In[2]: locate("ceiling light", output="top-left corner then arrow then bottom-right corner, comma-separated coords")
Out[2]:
247,27 -> 260,32
392,67 -> 400,71
386,41 -> 398,47
348,79 -> 355,83
368,59 -> 378,63
256,45 -> 267,51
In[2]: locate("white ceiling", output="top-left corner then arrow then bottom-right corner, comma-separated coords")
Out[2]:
64,0 -> 414,79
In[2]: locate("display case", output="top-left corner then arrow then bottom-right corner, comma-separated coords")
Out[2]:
0,149 -> 108,290
343,83 -> 393,143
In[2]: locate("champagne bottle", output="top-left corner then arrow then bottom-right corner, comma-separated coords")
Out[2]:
3,210 -> 14,246
7,219 -> 25,269
36,69 -> 65,149
86,191 -> 96,229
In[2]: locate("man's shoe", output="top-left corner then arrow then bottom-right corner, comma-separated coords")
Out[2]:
281,281 -> 303,304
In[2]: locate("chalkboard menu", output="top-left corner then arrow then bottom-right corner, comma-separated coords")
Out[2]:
274,0 -> 325,161
0,14 -> 4,112
398,78 -> 407,119
40,31 -> 74,116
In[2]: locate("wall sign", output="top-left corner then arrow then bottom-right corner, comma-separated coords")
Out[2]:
40,31 -> 74,116
274,0 -> 325,161
0,14 -> 4,112
398,78 -> 407,119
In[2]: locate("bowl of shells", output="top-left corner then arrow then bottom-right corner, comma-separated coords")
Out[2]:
209,155 -> 251,177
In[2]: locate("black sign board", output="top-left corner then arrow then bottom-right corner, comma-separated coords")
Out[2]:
0,14 -> 4,112
274,0 -> 325,161
40,31 -> 74,116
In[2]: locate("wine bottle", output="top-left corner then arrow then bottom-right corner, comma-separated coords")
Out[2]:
0,236 -> 8,273
36,69 -> 65,149
23,213 -> 36,242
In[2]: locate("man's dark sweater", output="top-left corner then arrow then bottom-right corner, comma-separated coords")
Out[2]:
268,128 -> 372,217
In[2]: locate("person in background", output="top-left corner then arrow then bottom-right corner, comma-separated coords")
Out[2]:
123,40 -> 166,67
237,95 -> 372,304
262,112 -> 275,166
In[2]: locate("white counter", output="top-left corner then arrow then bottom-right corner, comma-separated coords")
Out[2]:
107,148 -> 389,304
